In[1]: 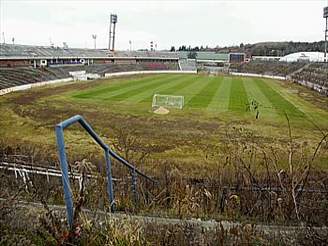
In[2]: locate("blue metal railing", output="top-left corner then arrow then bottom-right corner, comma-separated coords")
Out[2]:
55,115 -> 155,228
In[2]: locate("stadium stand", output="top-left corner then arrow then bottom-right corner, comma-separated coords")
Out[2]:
229,60 -> 328,96
0,43 -> 181,90
290,63 -> 328,95
0,63 -> 179,90
0,67 -> 60,89
230,61 -> 306,77
112,50 -> 179,58
0,44 -> 178,59
0,43 -> 109,58
178,51 -> 229,61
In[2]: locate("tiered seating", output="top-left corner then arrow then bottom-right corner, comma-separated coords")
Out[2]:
0,44 -> 108,58
0,68 -> 54,89
291,63 -> 328,87
0,44 -> 178,59
144,62 -> 168,70
291,63 -> 328,95
111,50 -> 178,58
230,61 -> 306,77
0,62 -> 179,90
46,63 -> 178,77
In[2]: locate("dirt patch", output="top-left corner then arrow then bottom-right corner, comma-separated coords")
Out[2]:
153,106 -> 169,115
7,79 -> 110,105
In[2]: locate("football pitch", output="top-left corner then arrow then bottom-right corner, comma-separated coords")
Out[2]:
69,74 -> 328,127
1,73 -> 328,172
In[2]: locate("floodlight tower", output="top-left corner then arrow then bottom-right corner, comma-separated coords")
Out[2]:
324,6 -> 328,62
92,34 -> 97,49
108,14 -> 118,51
150,41 -> 153,51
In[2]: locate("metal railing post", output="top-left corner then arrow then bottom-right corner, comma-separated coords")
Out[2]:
55,125 -> 74,228
131,166 -> 138,206
55,115 -> 155,228
105,149 -> 115,211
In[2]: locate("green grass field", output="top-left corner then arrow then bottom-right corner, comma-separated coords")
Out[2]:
1,73 -> 328,174
68,74 -> 328,128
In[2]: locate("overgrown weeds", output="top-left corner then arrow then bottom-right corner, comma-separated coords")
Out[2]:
0,117 -> 328,244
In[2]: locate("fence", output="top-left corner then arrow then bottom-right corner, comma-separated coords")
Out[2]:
104,70 -> 197,78
229,72 -> 286,80
55,115 -> 156,228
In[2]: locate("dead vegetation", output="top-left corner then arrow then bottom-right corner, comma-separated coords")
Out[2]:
1,117 -> 327,228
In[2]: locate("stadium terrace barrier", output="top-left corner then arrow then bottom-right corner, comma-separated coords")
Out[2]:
0,77 -> 73,96
104,70 -> 197,78
230,71 -> 327,96
229,72 -> 286,81
291,79 -> 328,96
55,115 -> 156,228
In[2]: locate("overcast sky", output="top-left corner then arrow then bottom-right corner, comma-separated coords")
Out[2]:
0,0 -> 327,50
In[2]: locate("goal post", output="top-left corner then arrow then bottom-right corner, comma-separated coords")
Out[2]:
152,94 -> 184,109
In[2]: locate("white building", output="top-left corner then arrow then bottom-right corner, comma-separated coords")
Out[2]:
279,52 -> 325,62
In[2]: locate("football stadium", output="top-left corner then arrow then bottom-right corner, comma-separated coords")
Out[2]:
1,2 -> 328,245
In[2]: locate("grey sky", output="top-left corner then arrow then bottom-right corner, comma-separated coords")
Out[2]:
0,0 -> 327,50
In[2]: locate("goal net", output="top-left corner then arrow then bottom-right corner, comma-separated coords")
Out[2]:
152,94 -> 184,109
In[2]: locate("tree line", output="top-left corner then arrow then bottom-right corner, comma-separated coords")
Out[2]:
170,41 -> 326,56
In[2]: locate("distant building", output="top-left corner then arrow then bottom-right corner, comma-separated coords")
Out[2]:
178,51 -> 246,65
229,53 -> 246,64
279,52 -> 325,62
252,56 -> 282,61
